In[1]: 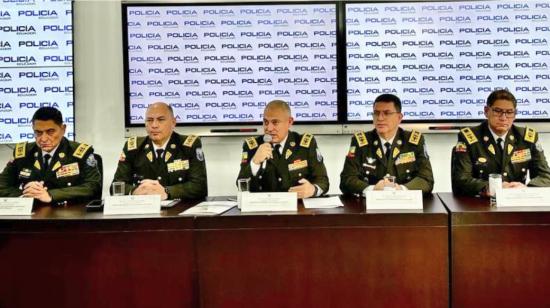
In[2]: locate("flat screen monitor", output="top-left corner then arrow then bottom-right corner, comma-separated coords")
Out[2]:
0,0 -> 74,144
346,0 -> 550,122
123,2 -> 338,126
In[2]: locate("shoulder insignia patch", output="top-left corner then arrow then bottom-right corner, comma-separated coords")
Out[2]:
127,137 -> 137,151
455,142 -> 467,153
300,133 -> 313,148
354,132 -> 368,147
408,130 -> 421,145
524,127 -> 536,143
246,137 -> 258,150
15,142 -> 26,159
73,143 -> 91,159
184,135 -> 198,147
461,128 -> 478,145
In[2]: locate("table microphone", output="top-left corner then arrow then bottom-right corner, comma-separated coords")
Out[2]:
263,134 -> 274,163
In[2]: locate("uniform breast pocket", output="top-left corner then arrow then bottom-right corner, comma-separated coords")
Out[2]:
55,174 -> 81,188
167,169 -> 188,185
396,162 -> 417,182
511,160 -> 529,181
288,159 -> 309,183
361,164 -> 377,184
54,162 -> 82,188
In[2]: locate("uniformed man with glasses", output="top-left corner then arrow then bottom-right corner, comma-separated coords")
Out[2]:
340,94 -> 434,195
452,89 -> 550,196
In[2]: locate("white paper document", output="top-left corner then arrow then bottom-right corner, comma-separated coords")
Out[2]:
104,195 -> 161,215
240,192 -> 297,212
496,187 -> 550,208
365,190 -> 423,210
179,201 -> 236,216
0,198 -> 33,216
303,196 -> 343,209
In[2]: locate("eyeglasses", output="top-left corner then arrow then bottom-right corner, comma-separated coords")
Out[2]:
373,111 -> 399,118
490,107 -> 516,119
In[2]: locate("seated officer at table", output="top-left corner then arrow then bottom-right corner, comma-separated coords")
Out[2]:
340,94 -> 434,195
237,100 -> 329,199
452,89 -> 550,196
0,107 -> 101,204
112,102 -> 207,200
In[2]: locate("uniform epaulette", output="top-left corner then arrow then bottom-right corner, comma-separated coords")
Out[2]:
245,137 -> 258,150
183,135 -> 198,147
525,127 -> 536,143
300,133 -> 313,148
14,142 -> 27,159
461,127 -> 478,145
354,132 -> 368,147
73,143 -> 91,159
408,130 -> 421,145
127,136 -> 138,151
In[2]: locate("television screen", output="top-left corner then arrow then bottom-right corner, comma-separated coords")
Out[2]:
123,3 -> 338,126
0,0 -> 74,144
346,0 -> 550,122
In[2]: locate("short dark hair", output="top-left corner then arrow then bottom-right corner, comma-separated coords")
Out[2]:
31,107 -> 63,126
486,89 -> 517,108
374,94 -> 402,112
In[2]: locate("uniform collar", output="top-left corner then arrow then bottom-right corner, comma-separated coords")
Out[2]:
41,143 -> 60,158
152,137 -> 170,152
487,126 -> 508,148
273,134 -> 288,154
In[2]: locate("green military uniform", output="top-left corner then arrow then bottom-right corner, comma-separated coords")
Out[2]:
0,137 -> 101,203
451,121 -> 550,196
340,128 -> 434,195
112,132 -> 207,199
237,131 -> 329,194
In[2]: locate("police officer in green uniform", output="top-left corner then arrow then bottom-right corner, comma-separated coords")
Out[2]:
452,89 -> 550,197
237,100 -> 329,199
340,94 -> 434,195
112,102 -> 207,200
0,107 -> 101,204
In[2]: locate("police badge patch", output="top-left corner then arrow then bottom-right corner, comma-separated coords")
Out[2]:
536,142 -> 544,152
316,148 -> 323,162
86,154 -> 97,167
196,147 -> 205,161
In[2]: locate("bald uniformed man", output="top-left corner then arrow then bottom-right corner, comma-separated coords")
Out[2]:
237,100 -> 329,199
340,94 -> 434,195
0,107 -> 101,204
112,102 -> 207,200
452,89 -> 550,197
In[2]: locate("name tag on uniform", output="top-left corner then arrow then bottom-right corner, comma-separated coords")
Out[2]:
396,152 -> 416,165
56,163 -> 80,178
19,168 -> 32,178
511,149 -> 531,164
167,159 -> 189,173
288,159 -> 308,171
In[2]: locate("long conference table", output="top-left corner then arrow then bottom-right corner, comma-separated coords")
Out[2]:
2,193 -> 549,308
438,192 -> 550,308
0,195 -> 449,308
